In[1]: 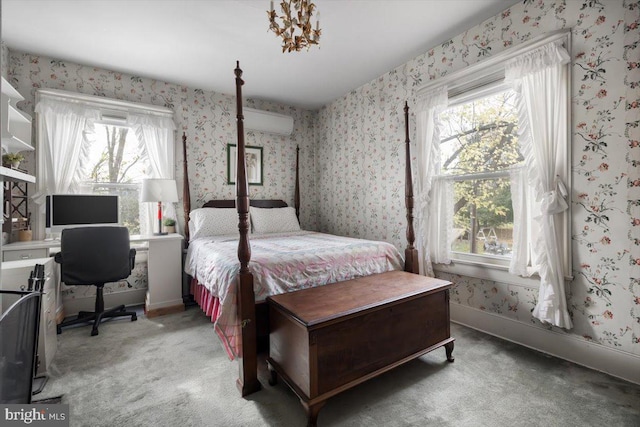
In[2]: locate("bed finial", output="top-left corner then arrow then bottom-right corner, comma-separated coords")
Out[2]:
404,102 -> 419,274
235,61 -> 242,78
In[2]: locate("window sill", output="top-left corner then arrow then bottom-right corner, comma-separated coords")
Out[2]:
433,258 -> 541,288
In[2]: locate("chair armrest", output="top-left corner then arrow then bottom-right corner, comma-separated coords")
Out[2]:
54,252 -> 63,264
129,248 -> 136,270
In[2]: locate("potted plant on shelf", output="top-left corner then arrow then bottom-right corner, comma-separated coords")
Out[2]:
2,153 -> 25,169
163,218 -> 176,234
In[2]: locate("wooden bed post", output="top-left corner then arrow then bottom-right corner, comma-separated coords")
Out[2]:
234,61 -> 261,396
404,102 -> 419,274
295,145 -> 300,220
182,132 -> 191,245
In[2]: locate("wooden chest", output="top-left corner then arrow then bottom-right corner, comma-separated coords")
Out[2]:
267,270 -> 454,426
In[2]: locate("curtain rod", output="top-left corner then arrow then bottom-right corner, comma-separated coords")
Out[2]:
416,29 -> 571,98
36,88 -> 174,117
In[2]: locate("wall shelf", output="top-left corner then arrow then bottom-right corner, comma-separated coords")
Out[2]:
1,77 -> 36,293
0,166 -> 35,183
1,76 -> 34,154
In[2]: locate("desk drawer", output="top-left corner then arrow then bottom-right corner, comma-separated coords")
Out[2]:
3,248 -> 49,262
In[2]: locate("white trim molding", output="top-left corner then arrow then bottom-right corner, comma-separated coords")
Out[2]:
451,303 -> 640,385
416,29 -> 571,99
35,88 -> 173,117
435,261 -> 541,288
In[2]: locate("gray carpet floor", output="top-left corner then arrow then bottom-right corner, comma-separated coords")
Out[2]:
38,307 -> 640,427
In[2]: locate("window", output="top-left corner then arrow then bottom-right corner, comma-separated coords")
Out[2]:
415,30 -> 573,327
79,123 -> 148,234
438,88 -> 522,265
415,30 -> 571,279
34,90 -> 175,238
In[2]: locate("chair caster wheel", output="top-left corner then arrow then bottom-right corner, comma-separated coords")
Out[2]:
132,314 -> 137,321
91,329 -> 99,336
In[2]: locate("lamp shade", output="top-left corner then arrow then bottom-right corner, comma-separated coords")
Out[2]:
140,179 -> 179,203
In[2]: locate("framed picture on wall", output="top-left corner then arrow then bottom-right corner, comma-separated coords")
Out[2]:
227,144 -> 263,186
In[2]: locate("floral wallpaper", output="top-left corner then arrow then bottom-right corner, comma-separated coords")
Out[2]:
316,0 -> 640,358
4,51 -> 317,303
60,258 -> 148,301
1,41 -> 8,79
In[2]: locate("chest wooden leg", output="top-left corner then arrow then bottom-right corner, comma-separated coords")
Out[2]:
301,400 -> 326,427
445,340 -> 455,362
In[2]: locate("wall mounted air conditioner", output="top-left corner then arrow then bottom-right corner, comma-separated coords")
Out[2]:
244,107 -> 294,136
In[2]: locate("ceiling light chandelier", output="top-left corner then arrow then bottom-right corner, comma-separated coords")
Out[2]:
268,0 -> 321,53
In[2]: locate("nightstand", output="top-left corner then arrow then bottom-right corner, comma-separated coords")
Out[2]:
131,233 -> 184,317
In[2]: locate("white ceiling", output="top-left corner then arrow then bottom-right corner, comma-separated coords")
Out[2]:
2,0 -> 517,110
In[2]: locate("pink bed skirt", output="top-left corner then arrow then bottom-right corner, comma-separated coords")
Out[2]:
190,278 -> 238,359
190,278 -> 223,321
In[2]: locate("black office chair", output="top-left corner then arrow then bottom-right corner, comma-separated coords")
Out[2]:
55,226 -> 137,336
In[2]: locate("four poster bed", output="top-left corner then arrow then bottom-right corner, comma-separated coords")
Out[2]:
181,62 -> 453,408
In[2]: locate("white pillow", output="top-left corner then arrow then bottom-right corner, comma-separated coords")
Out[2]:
250,207 -> 300,234
189,208 -> 239,239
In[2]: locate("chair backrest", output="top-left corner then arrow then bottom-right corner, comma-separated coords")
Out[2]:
58,226 -> 133,286
0,291 -> 40,404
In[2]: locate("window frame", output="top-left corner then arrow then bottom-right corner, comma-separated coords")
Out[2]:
437,85 -> 523,268
34,89 -> 174,239
415,29 -> 572,283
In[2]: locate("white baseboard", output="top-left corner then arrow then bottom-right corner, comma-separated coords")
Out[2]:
63,289 -> 147,317
145,296 -> 183,311
450,303 -> 640,385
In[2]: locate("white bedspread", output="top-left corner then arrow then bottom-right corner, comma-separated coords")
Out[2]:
185,231 -> 404,358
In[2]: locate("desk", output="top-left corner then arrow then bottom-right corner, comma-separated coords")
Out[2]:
1,233 -> 184,318
2,240 -> 54,261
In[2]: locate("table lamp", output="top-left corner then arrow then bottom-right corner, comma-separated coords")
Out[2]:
140,179 -> 179,235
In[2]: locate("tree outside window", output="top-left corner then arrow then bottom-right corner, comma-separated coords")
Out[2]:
80,124 -> 148,234
439,89 -> 522,258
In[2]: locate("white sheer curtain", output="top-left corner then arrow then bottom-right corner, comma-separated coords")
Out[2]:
33,97 -> 99,209
415,86 -> 449,276
509,168 -> 532,275
426,177 -> 454,273
506,41 -> 572,329
130,114 -> 177,235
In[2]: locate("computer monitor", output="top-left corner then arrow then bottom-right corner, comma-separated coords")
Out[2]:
45,194 -> 119,234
